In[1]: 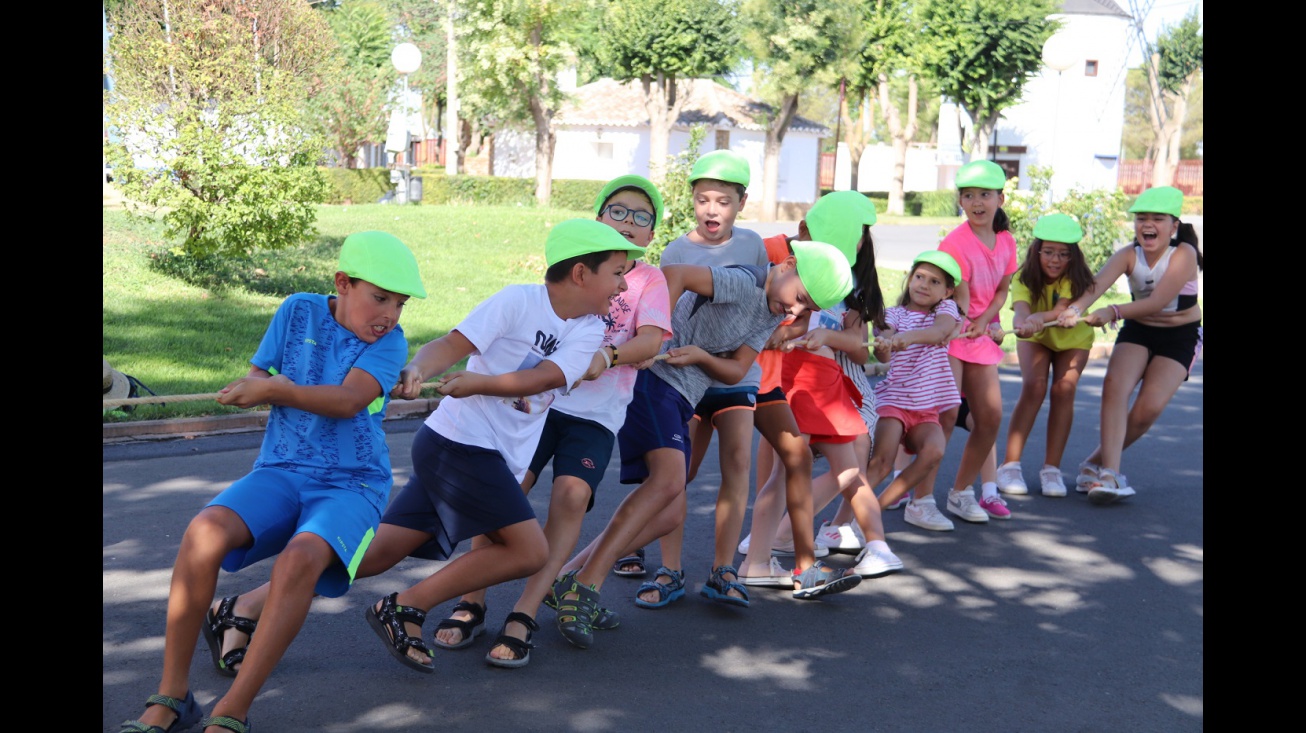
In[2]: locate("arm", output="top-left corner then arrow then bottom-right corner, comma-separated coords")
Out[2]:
437,360 -> 566,399
660,264 -> 715,308
765,314 -> 808,351
1057,246 -> 1135,327
975,274 -> 1012,341
579,325 -> 669,382
661,343 -> 760,385
217,363 -> 384,419
951,279 -> 971,339
889,312 -> 957,351
793,321 -> 870,365
1091,245 -> 1199,326
391,330 -> 478,399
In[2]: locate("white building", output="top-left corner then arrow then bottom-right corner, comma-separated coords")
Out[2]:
493,77 -> 830,213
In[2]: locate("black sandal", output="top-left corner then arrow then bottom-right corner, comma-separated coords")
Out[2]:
485,612 -> 539,669
364,592 -> 435,674
612,547 -> 647,577
430,599 -> 487,650
202,595 -> 257,678
199,715 -> 252,733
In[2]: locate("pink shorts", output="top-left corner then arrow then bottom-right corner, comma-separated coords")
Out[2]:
876,405 -> 942,454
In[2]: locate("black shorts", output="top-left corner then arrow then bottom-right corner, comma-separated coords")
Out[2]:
526,409 -> 614,513
1115,320 -> 1202,379
692,388 -> 757,424
955,396 -> 971,432
756,386 -> 787,406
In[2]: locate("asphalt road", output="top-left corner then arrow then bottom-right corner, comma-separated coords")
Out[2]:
103,356 -> 1203,732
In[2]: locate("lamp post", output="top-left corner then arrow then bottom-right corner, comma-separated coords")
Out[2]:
388,42 -> 421,203
1041,31 -> 1077,203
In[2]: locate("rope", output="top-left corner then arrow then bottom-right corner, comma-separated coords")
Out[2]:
103,392 -> 222,409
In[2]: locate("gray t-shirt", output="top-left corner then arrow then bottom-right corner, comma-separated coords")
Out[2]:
649,265 -> 783,407
660,228 -> 769,392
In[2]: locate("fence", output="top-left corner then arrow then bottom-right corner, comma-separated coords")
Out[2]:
1116,159 -> 1203,196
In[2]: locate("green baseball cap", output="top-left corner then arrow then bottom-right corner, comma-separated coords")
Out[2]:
689,149 -> 751,187
912,250 -> 962,286
1128,186 -> 1183,218
545,218 -> 646,267
790,240 -> 854,311
338,231 -> 427,299
594,174 -> 664,227
1032,213 -> 1084,244
955,160 -> 1008,190
805,190 -> 877,266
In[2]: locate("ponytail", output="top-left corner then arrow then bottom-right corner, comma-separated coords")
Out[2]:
1176,222 -> 1203,270
993,207 -> 1010,232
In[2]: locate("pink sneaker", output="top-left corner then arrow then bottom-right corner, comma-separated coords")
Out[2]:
978,494 -> 1012,520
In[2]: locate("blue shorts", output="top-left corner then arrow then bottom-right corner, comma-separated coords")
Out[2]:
527,409 -> 615,513
617,370 -> 694,485
207,467 -> 385,598
381,426 -> 536,561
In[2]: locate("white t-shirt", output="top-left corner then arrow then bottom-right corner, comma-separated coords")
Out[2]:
425,284 -> 606,481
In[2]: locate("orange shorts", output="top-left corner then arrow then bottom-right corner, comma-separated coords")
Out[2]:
782,350 -> 865,444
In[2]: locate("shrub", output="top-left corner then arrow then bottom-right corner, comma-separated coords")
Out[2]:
646,124 -> 709,265
319,167 -> 393,204
1003,165 -> 1132,275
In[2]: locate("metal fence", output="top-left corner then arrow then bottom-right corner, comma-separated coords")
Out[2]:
1116,159 -> 1203,196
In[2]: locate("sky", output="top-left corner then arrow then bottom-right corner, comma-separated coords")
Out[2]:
1125,0 -> 1203,67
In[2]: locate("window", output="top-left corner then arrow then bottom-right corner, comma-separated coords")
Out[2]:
593,141 -> 613,159
715,130 -> 730,150
1084,60 -> 1098,77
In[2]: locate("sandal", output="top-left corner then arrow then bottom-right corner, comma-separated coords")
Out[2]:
364,592 -> 435,674
612,547 -> 647,577
634,566 -> 685,609
792,560 -> 862,600
544,586 -> 621,630
430,599 -> 487,650
200,715 -> 251,733
552,571 -> 601,649
485,612 -> 539,669
118,690 -> 201,733
699,564 -> 750,607
202,595 -> 257,678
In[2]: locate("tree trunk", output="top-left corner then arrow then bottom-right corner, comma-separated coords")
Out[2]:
877,74 -> 918,217
642,74 -> 684,185
840,90 -> 873,192
1151,69 -> 1196,188
973,114 -> 998,161
530,96 -> 555,205
760,92 -> 800,222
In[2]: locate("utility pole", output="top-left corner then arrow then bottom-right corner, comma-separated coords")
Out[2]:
445,0 -> 459,175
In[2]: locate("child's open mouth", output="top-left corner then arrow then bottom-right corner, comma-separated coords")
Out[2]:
704,220 -> 721,234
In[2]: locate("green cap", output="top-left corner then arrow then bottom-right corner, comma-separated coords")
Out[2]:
338,231 -> 427,299
912,250 -> 962,286
689,149 -> 751,187
955,160 -> 1008,190
790,240 -> 854,311
594,174 -> 664,227
545,218 -> 646,267
1032,213 -> 1084,244
1128,186 -> 1183,218
805,191 -> 877,266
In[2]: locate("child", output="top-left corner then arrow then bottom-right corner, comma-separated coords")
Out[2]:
1055,186 -> 1203,504
553,239 -> 858,649
117,231 -> 427,733
637,148 -> 769,608
426,175 -> 673,668
870,251 -> 965,529
995,213 -> 1096,497
930,159 -> 1021,527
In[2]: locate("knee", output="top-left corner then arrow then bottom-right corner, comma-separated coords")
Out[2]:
553,481 -> 593,516
780,447 -> 813,475
917,444 -> 944,467
1049,379 -> 1077,402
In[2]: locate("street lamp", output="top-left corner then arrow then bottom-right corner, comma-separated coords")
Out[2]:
388,43 -> 422,202
1041,31 -> 1077,203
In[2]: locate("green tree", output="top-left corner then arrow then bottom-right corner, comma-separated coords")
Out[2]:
104,0 -> 334,260
592,0 -> 741,183
920,0 -> 1058,159
1002,166 -> 1131,276
377,0 -> 450,144
310,1 -> 397,168
740,0 -> 861,221
1139,9 -> 1202,186
646,124 -> 709,264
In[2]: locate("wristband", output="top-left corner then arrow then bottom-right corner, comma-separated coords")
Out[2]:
609,345 -> 619,366
1111,305 -> 1122,322
1066,304 -> 1082,316
599,347 -> 612,369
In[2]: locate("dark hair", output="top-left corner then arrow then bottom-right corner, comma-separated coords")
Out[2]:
545,251 -> 616,283
898,262 -> 956,308
691,178 -> 747,199
1018,238 -> 1094,303
602,186 -> 657,233
845,225 -> 887,330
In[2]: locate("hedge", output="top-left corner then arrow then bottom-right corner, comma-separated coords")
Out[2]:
320,166 -> 607,210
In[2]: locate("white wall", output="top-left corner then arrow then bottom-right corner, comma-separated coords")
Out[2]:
833,143 -> 942,192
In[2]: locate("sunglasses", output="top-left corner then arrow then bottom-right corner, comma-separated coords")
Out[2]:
600,203 -> 654,229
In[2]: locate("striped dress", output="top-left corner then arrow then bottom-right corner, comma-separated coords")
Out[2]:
872,300 -> 963,413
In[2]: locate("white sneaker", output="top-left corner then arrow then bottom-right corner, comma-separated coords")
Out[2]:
996,461 -> 1028,495
947,488 -> 990,523
852,545 -> 904,577
904,499 -> 955,531
815,521 -> 864,554
1075,461 -> 1101,493
742,532 -> 828,557
1087,469 -> 1136,505
737,533 -> 750,555
1039,465 -> 1067,497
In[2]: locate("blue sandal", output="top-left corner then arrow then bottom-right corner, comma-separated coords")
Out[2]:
118,691 -> 201,733
634,566 -> 685,609
699,565 -> 750,608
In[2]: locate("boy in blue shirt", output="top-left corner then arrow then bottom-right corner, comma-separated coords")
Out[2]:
118,231 -> 427,733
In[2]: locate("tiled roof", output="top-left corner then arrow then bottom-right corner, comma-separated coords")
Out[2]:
556,77 -> 831,135
1059,0 -> 1132,19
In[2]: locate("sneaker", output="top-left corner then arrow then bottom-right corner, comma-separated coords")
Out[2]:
1039,465 -> 1067,497
1075,461 -> 1101,493
852,545 -> 904,577
883,492 -> 911,510
815,521 -> 864,554
1087,469 -> 1136,506
978,493 -> 1012,520
996,461 -> 1028,495
947,488 -> 990,523
739,533 -> 828,558
791,561 -> 862,599
904,499 -> 955,531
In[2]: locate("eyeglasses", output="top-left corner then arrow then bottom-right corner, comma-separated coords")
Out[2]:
1039,249 -> 1071,261
600,203 -> 654,228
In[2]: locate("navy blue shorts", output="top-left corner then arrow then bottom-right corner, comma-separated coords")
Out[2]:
527,409 -> 614,512
381,426 -> 536,561
616,370 -> 694,485
692,387 -> 757,424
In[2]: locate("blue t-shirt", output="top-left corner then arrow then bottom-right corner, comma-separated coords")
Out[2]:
250,292 -> 408,503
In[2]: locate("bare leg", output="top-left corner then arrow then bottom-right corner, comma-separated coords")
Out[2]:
1043,348 -> 1089,467
950,361 -> 1003,492
1002,341 -> 1052,466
